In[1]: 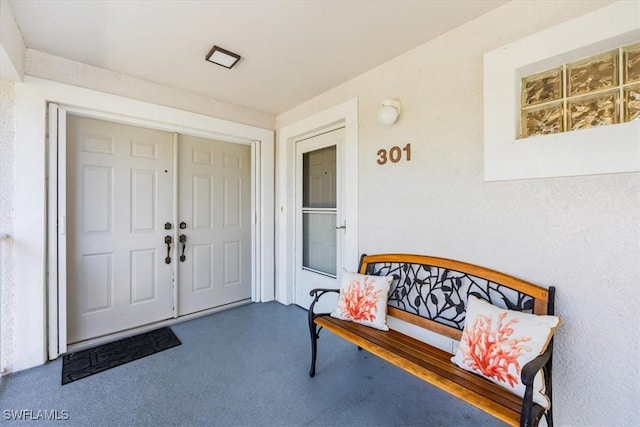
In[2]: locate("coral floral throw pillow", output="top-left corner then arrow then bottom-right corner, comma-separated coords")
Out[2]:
330,270 -> 393,331
451,295 -> 561,408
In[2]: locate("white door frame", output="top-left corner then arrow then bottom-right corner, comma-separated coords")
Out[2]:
14,77 -> 274,370
276,98 -> 359,305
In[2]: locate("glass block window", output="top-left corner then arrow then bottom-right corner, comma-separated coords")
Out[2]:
520,42 -> 640,139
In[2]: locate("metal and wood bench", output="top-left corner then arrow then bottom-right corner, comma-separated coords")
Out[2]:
308,254 -> 555,427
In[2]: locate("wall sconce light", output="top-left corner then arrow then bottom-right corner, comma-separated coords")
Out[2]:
377,100 -> 401,126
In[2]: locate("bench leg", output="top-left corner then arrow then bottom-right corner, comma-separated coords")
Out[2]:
308,312 -> 319,377
309,328 -> 318,377
545,356 -> 553,427
536,352 -> 553,427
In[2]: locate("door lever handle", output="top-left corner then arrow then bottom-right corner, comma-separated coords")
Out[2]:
179,234 -> 187,262
164,235 -> 173,264
335,225 -> 346,230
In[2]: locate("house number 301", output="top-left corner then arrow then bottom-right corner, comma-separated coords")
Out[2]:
377,143 -> 411,165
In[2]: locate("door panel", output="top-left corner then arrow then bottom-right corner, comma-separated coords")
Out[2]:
178,134 -> 252,315
82,253 -> 112,312
130,249 -> 156,303
66,115 -> 174,343
295,128 -> 344,311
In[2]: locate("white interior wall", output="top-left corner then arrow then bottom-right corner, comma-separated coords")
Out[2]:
0,0 -> 21,378
277,1 -> 639,425
0,81 -> 15,375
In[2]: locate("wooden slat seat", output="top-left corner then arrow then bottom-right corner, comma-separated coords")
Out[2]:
307,254 -> 556,427
315,315 -> 522,424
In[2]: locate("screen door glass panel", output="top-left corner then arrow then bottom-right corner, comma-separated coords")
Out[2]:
302,146 -> 336,276
303,212 -> 336,275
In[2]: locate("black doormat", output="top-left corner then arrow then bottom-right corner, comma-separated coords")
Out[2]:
62,327 -> 181,385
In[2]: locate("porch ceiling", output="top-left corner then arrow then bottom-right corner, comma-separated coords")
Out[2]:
8,0 -> 506,115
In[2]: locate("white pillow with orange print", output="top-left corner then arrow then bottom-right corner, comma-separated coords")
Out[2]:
330,270 -> 393,331
451,295 -> 561,409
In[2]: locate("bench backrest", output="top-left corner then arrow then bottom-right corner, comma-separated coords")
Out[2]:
359,254 -> 555,341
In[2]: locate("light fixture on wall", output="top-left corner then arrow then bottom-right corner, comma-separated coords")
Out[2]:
378,100 -> 401,126
205,45 -> 241,69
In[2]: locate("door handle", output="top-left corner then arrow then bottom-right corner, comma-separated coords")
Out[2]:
179,234 -> 187,262
164,235 -> 173,264
336,224 -> 346,230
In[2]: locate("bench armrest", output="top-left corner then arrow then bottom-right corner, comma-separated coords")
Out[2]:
308,288 -> 339,317
519,342 -> 553,427
310,288 -> 340,297
521,342 -> 552,386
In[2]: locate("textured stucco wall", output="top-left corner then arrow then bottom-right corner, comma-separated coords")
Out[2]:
0,80 -> 15,375
277,1 -> 639,425
25,49 -> 275,130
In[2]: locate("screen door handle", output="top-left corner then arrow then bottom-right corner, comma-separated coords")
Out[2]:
336,223 -> 346,230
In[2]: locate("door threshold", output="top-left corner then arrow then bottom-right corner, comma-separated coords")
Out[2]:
65,299 -> 252,354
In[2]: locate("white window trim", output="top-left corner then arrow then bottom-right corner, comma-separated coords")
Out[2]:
276,98 -> 359,305
13,76 -> 274,371
484,1 -> 640,181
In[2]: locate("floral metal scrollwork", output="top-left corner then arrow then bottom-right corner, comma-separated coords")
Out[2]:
366,262 -> 534,331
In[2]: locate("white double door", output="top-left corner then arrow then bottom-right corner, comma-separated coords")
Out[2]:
66,115 -> 251,343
